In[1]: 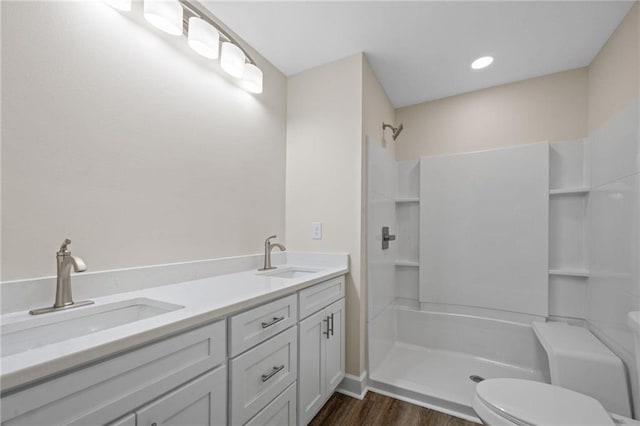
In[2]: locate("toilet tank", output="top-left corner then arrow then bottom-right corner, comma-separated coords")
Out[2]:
533,321 -> 632,417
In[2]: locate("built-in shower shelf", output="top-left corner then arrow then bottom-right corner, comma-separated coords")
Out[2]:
395,260 -> 419,267
396,198 -> 420,203
549,187 -> 590,195
549,269 -> 590,278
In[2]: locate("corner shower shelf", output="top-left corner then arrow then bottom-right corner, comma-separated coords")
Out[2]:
549,187 -> 590,195
395,260 -> 419,267
396,198 -> 420,203
549,269 -> 590,278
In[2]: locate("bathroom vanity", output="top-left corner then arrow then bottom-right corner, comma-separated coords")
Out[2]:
0,254 -> 348,426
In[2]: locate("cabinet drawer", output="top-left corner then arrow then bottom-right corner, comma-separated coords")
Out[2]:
299,276 -> 345,319
230,326 -> 297,425
1,320 -> 226,425
230,294 -> 297,357
244,382 -> 296,426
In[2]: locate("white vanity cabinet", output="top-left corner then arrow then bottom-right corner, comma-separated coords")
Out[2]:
297,277 -> 346,425
1,273 -> 348,426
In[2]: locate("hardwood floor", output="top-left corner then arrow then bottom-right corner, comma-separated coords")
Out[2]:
309,391 -> 481,426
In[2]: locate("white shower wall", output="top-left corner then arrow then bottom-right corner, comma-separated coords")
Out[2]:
366,140 -> 398,374
367,143 -> 422,373
587,98 -> 640,415
367,140 -> 398,322
419,143 -> 550,317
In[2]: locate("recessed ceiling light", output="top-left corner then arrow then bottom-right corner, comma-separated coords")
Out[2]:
471,56 -> 494,70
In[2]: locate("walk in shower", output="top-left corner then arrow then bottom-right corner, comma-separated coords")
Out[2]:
364,140 -> 580,421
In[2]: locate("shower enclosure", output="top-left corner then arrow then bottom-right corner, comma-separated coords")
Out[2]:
364,140 -> 581,421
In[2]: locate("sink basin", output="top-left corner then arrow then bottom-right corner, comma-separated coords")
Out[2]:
1,298 -> 183,357
257,267 -> 319,279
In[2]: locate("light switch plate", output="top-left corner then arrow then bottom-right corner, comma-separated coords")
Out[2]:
311,222 -> 322,240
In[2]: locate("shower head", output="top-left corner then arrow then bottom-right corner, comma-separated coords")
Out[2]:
393,123 -> 403,140
382,123 -> 404,141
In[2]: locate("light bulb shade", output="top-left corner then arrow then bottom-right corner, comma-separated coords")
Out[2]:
220,42 -> 245,78
144,0 -> 183,36
243,63 -> 263,94
104,0 -> 132,11
188,17 -> 219,59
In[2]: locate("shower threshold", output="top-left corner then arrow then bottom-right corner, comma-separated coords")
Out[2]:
368,342 -> 547,422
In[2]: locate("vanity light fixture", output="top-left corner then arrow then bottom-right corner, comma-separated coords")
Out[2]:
105,0 -> 263,93
188,17 -> 220,59
471,56 -> 494,70
144,0 -> 183,36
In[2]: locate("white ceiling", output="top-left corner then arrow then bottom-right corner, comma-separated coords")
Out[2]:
204,1 -> 635,108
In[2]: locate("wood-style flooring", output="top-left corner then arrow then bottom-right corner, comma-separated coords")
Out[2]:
309,391 -> 481,426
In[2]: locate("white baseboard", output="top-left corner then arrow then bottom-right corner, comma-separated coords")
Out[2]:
336,370 -> 368,400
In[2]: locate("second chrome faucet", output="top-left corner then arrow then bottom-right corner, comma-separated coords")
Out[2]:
259,235 -> 286,271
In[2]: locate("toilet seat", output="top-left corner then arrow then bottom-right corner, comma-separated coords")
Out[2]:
473,378 -> 615,426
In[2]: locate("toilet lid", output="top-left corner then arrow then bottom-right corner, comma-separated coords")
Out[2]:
475,378 -> 614,426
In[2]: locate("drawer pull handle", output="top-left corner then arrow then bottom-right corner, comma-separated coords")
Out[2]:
261,364 -> 285,382
261,316 -> 285,328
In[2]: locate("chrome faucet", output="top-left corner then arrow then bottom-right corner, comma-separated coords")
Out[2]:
259,235 -> 286,271
30,239 -> 94,315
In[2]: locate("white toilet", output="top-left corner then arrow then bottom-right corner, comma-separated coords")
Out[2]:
472,312 -> 640,426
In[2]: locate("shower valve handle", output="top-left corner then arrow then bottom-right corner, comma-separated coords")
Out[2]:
382,226 -> 396,250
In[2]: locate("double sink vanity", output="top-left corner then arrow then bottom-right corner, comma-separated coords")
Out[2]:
0,250 -> 349,426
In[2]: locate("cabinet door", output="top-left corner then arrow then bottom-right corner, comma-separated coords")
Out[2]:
136,366 -> 226,426
298,309 -> 327,425
325,299 -> 345,394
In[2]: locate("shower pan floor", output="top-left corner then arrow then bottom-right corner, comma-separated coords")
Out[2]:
369,342 -> 547,418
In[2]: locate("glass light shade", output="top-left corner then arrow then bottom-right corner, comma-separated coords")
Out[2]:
188,17 -> 219,59
471,56 -> 494,70
243,63 -> 263,94
104,0 -> 132,11
220,42 -> 245,78
144,0 -> 183,36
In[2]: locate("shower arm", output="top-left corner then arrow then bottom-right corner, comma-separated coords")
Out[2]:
382,123 -> 404,141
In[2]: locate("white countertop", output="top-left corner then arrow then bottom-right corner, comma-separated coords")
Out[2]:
0,259 -> 348,392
